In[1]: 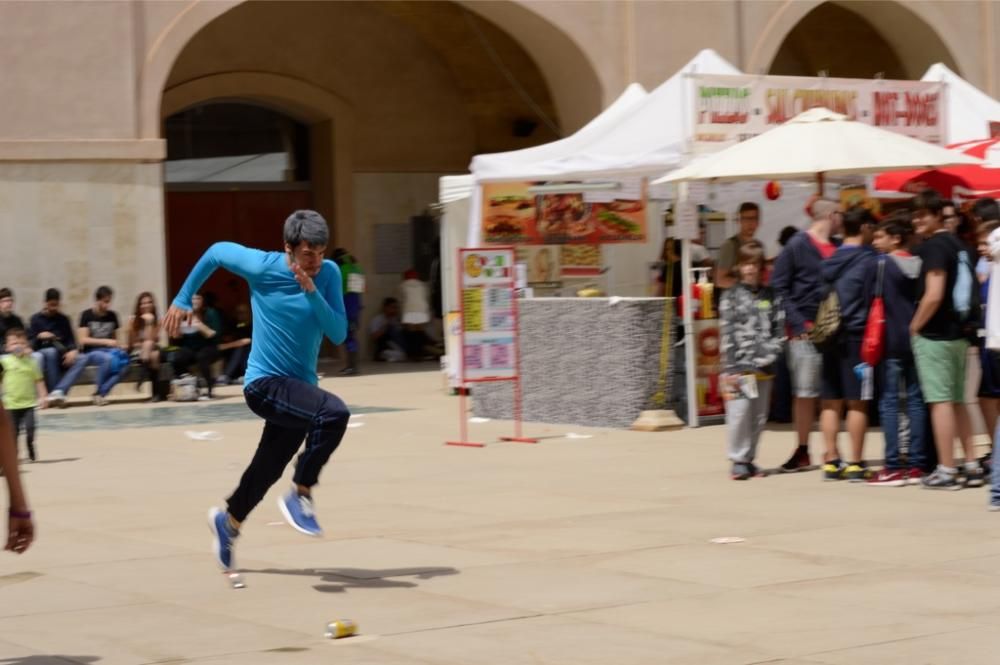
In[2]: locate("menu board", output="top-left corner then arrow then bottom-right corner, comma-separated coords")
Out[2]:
481,182 -> 647,245
459,248 -> 517,381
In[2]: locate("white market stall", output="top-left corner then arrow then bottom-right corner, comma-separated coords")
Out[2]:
659,107 -> 979,425
442,52 -> 975,429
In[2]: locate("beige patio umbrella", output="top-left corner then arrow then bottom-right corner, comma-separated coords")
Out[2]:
656,107 -> 981,190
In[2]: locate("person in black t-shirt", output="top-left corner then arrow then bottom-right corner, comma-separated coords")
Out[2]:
216,303 -> 252,386
0,288 -> 25,352
47,286 -> 127,407
910,189 -> 984,490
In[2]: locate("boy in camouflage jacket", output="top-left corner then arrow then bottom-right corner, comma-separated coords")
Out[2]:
720,241 -> 786,479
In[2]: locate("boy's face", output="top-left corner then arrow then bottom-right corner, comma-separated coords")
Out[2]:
286,242 -> 326,277
6,333 -> 25,353
94,296 -> 111,315
978,234 -> 991,260
738,261 -> 761,284
872,229 -> 895,254
913,208 -> 942,237
0,296 -> 12,315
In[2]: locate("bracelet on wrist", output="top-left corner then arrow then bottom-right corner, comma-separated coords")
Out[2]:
8,509 -> 31,519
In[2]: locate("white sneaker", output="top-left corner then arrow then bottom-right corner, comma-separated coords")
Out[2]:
48,390 -> 66,407
92,395 -> 109,407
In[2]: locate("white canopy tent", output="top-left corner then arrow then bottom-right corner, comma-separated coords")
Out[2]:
504,49 -> 740,181
469,82 -> 649,183
922,63 -> 1000,144
451,49 -> 743,309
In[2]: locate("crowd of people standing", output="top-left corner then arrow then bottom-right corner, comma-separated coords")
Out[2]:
720,189 -> 1000,507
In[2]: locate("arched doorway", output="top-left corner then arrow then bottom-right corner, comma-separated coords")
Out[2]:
157,0 -> 584,351
767,1 -> 959,79
164,102 -> 313,315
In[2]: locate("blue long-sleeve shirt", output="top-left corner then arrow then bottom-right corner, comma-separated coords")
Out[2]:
172,242 -> 347,386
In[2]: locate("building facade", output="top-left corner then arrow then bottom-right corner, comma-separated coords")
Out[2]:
0,0 -> 996,328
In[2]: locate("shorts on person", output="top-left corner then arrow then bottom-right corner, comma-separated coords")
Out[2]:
913,335 -> 968,404
788,338 -> 822,399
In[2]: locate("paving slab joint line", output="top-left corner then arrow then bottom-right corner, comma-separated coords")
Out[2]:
795,625 -> 980,660
379,611 -> 547,638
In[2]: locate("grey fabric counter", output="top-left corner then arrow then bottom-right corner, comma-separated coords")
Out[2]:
472,297 -> 676,428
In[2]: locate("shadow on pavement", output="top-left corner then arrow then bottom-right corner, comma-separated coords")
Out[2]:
239,566 -> 459,593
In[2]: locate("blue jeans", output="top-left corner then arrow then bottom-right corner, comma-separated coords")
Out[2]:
879,357 -> 927,470
37,347 -> 63,391
226,376 -> 350,522
54,349 -> 128,397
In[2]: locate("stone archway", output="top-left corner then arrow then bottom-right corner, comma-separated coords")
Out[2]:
747,1 -> 964,81
139,0 -> 604,143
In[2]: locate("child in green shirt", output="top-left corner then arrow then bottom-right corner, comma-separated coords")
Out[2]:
1,328 -> 47,461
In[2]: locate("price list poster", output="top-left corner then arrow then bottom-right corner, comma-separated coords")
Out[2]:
459,248 -> 516,381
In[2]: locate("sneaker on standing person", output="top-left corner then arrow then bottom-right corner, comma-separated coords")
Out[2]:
868,214 -> 929,486
771,199 -> 842,473
720,241 -> 785,480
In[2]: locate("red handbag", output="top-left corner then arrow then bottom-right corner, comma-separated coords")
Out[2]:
861,258 -> 886,366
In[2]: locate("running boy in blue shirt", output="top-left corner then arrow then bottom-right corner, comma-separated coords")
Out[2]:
164,211 -> 349,571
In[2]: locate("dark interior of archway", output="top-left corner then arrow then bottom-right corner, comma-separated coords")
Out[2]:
769,2 -> 906,79
165,103 -> 310,182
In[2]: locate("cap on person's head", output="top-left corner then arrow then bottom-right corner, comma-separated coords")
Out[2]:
403,269 -> 419,280
811,198 -> 840,222
284,210 -> 329,249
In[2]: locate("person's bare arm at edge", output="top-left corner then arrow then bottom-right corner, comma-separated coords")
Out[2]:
910,269 -> 946,337
0,404 -> 33,554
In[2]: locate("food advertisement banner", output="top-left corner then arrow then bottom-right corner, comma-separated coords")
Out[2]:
692,74 -> 946,153
482,182 -> 647,245
459,248 -> 517,381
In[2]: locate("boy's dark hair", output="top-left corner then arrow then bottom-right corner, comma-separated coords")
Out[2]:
977,220 -> 1000,237
382,297 -> 399,308
735,239 -> 766,268
738,202 -> 760,216
843,206 -> 877,237
4,326 -> 26,339
877,212 -> 913,244
94,285 -> 113,301
911,188 -> 945,216
0,288 -> 11,300
778,225 -> 799,246
44,288 -> 60,302
972,197 -> 1000,223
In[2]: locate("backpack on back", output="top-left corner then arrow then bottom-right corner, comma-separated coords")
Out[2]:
944,233 -> 981,327
810,286 -> 842,350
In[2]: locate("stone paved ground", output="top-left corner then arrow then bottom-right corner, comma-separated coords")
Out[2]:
0,368 -> 997,664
